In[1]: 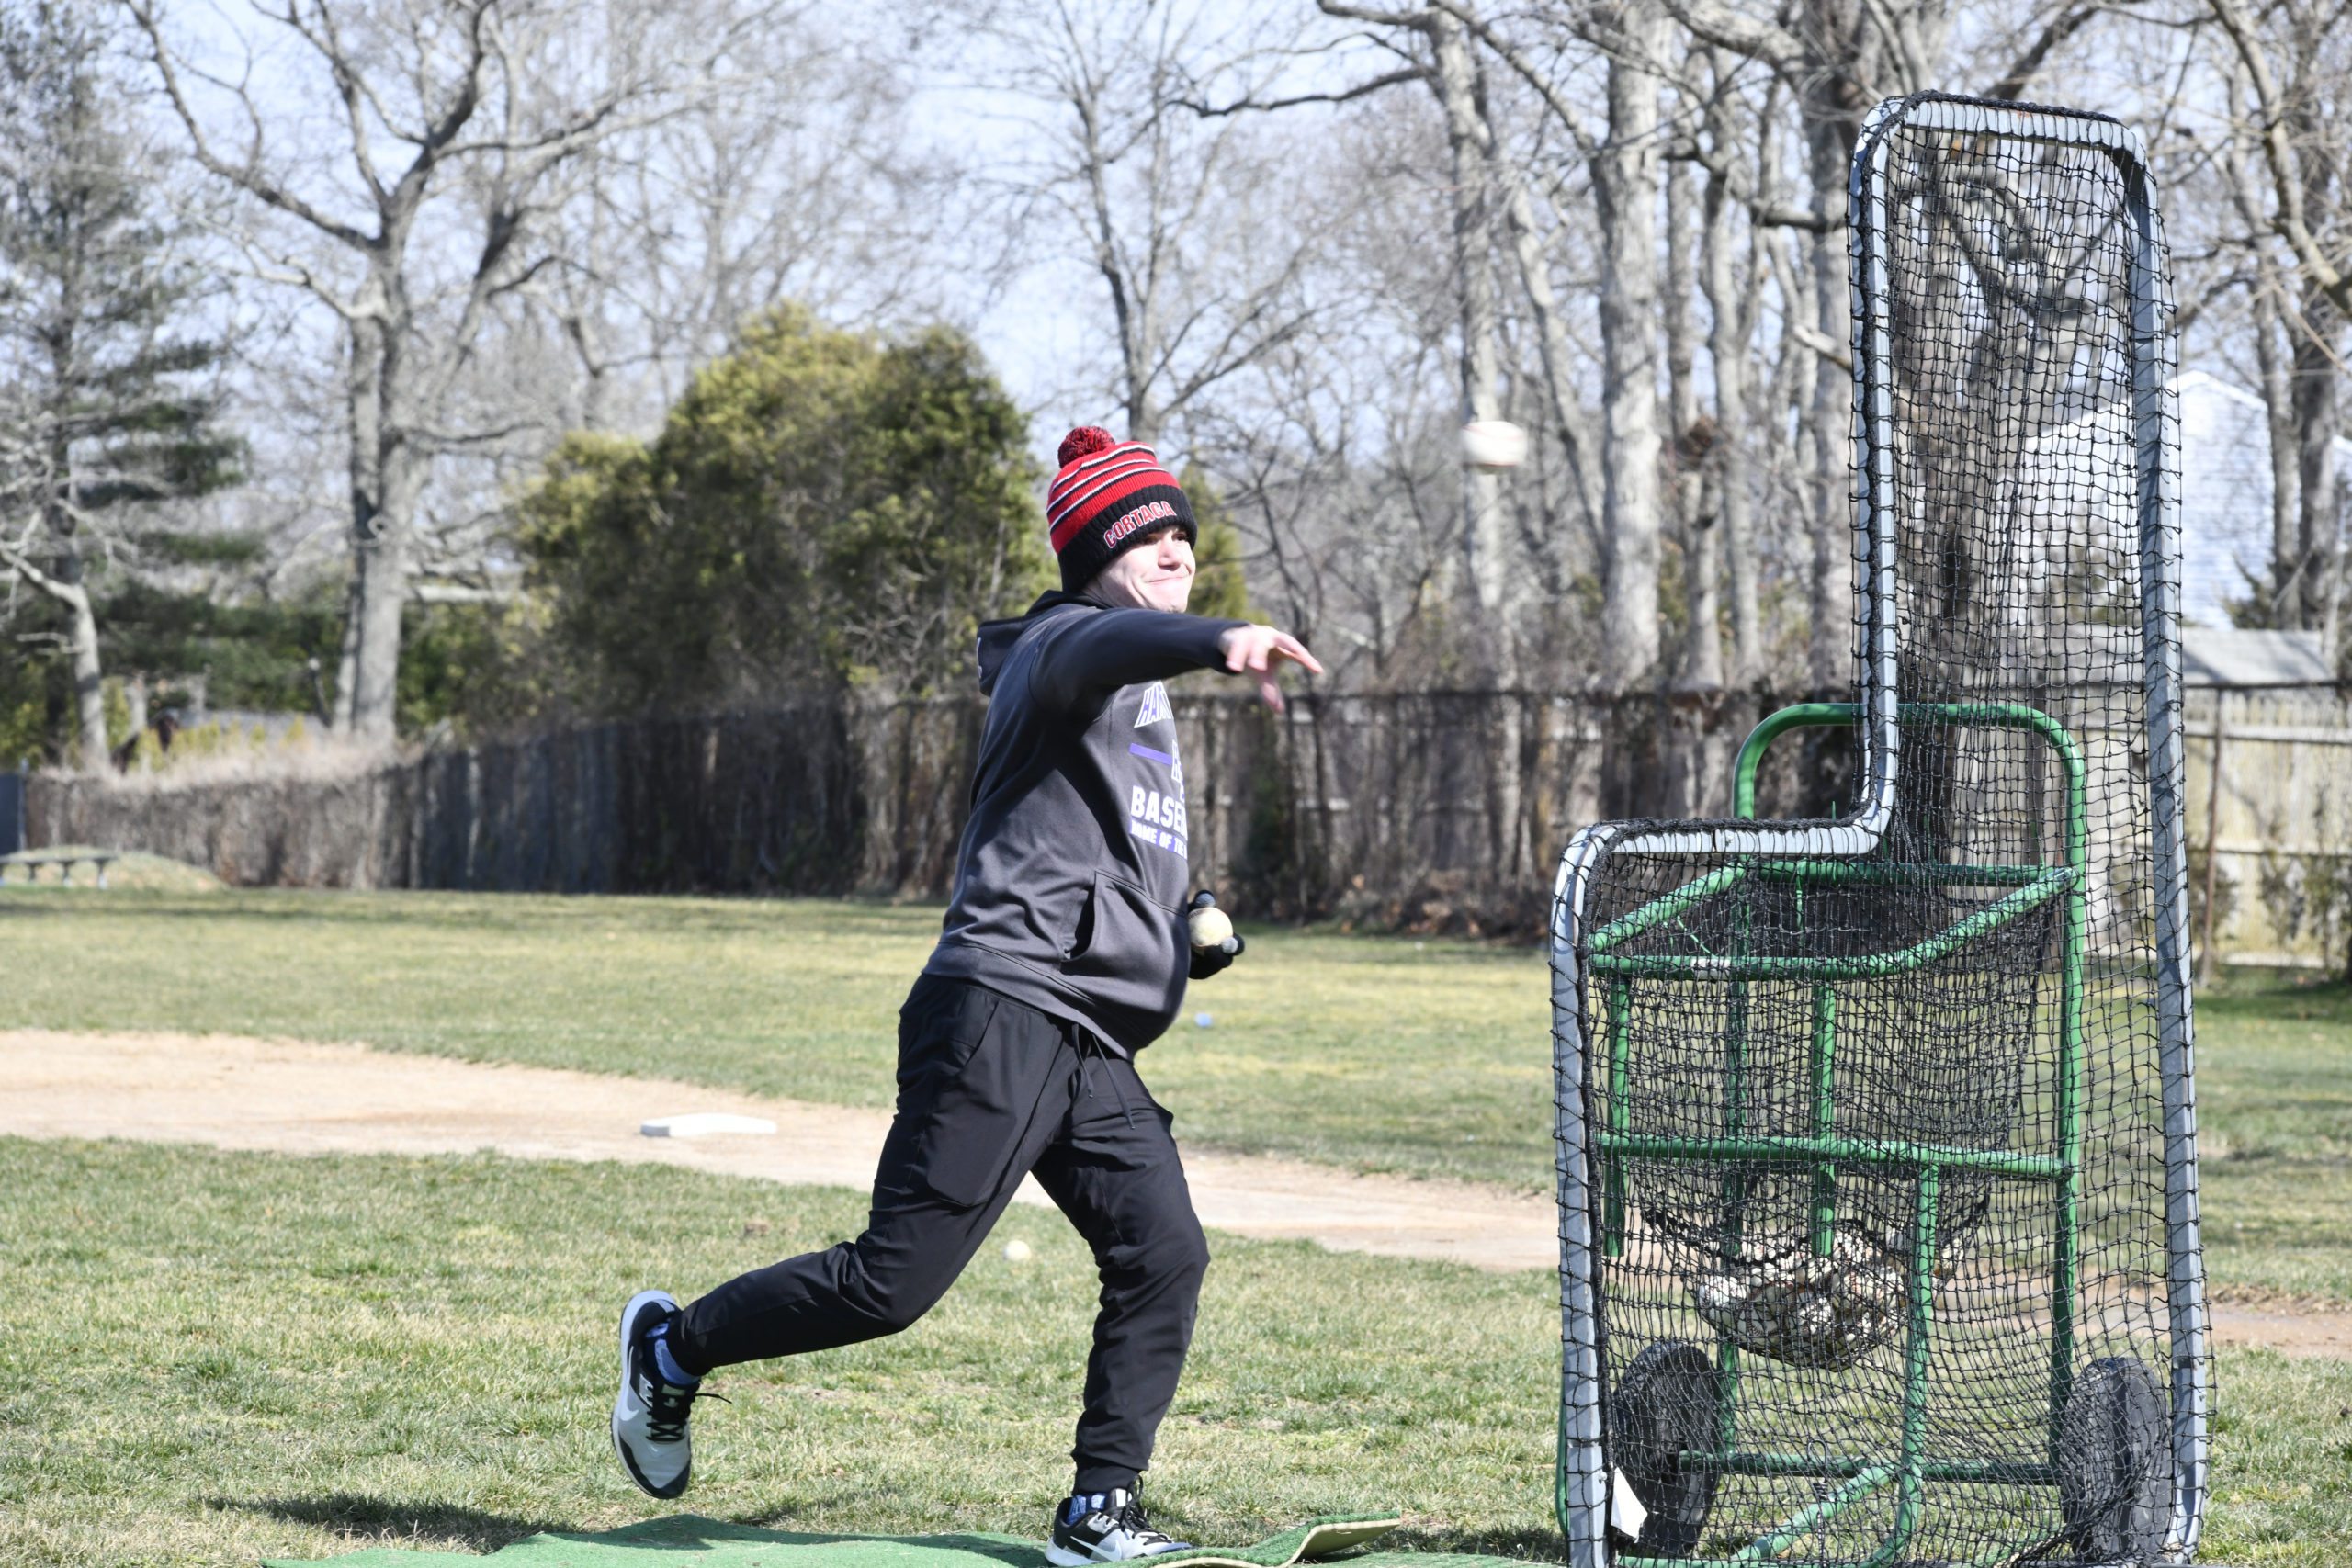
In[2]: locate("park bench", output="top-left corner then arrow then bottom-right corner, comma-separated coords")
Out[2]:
1,849 -> 121,888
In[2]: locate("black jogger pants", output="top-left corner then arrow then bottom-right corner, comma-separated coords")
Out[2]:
672,975 -> 1210,1494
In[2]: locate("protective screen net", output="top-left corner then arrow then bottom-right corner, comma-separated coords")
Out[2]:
1554,96 -> 2198,1566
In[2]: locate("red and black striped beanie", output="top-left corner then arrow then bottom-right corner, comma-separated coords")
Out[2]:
1046,426 -> 1197,592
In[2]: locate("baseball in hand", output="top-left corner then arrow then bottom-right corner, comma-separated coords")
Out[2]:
1188,905 -> 1235,950
1462,419 -> 1528,470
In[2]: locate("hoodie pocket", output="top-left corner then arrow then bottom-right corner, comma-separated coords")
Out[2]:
1061,871 -> 1180,983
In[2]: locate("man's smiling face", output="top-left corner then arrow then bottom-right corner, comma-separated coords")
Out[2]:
1091,525 -> 1195,613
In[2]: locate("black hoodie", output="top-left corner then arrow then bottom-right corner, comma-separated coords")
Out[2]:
922,591 -> 1247,1055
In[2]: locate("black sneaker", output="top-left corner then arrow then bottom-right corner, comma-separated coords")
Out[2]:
1046,1487 -> 1193,1564
610,1290 -> 704,1498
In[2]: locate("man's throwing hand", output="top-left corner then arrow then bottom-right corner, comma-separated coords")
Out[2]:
1216,624 -> 1324,712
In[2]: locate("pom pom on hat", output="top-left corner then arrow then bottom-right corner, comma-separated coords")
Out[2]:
1058,425 -> 1118,468
1046,426 -> 1197,592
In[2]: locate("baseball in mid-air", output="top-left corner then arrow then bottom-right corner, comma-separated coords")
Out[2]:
1187,905 -> 1235,950
1002,1239 -> 1033,1262
1462,419 -> 1528,470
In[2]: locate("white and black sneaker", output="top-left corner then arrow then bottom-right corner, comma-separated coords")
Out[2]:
611,1289 -> 705,1499
1046,1487 -> 1193,1564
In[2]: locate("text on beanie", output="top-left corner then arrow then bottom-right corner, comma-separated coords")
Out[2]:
1047,426 -> 1197,592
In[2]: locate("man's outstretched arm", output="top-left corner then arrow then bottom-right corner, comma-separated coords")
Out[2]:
1032,611 -> 1322,713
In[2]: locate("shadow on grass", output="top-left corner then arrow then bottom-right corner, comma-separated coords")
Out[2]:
2199,971 -> 2352,1020
216,1494 -> 569,1553
213,1502 -> 1058,1562
1384,1525 -> 1566,1562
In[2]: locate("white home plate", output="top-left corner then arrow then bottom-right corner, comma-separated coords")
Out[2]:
640,1112 -> 777,1138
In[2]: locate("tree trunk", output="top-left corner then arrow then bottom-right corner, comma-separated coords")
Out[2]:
2291,287 -> 2340,630
1426,17 -> 1524,873
39,454 -> 108,767
349,453 -> 422,741
1,531 -> 108,769
2251,272 -> 2299,624
1125,393 -> 1162,451
1429,12 -> 1513,680
1665,156 -> 1700,436
1788,0 -> 1877,693
336,306 -> 417,742
1804,117 -> 1854,691
62,567 -> 106,769
1594,0 -> 1667,694
331,572 -> 362,732
1702,60 -> 1762,685
1667,150 -> 1723,690
1499,164 -> 1603,551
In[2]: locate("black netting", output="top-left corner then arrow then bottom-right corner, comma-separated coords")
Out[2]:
1553,95 -> 2201,1568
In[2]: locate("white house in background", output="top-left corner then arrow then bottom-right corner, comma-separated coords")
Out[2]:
2177,369 -> 2352,628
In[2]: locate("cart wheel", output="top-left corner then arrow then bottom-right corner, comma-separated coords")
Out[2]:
2057,1357 -> 2172,1565
1611,1340 -> 1721,1558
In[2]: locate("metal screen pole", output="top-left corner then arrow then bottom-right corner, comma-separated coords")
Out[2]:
2124,138 -> 2210,1560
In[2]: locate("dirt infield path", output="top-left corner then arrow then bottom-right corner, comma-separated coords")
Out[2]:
4,1026 -> 2346,1354
0,1028 -> 1555,1271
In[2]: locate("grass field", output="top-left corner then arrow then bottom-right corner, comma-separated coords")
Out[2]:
2,1138 -> 2345,1568
0,888 -> 1551,1188
0,889 -> 2346,1562
0,1140 -> 1556,1568
2192,971 -> 2352,1303
3,886 -> 2347,1298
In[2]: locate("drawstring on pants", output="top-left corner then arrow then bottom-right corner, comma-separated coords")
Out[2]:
1073,1028 -> 1138,1128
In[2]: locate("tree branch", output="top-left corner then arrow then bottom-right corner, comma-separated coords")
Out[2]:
1659,0 -> 1807,75
2206,0 -> 2352,316
1665,133 -> 1841,230
121,0 -> 378,250
1426,0 -> 1598,157
1986,1 -> 2106,100
1314,0 -> 1435,29
0,536 -> 86,610
1180,64 -> 1428,116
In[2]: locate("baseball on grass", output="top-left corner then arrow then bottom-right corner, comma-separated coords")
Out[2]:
1002,1239 -> 1033,1262
1461,419 -> 1528,471
1188,905 -> 1235,950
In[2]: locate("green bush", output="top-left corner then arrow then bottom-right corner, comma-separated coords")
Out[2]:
519,307 -> 1051,714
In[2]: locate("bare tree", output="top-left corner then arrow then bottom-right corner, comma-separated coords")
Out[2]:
1660,0 -> 1930,688
1588,0 -> 1668,693
1182,95 -> 1480,689
1694,47 -> 1766,685
1425,8 -> 1512,669
124,0 -> 728,738
523,17 -> 951,436
975,0 -> 1338,452
2207,0 -> 2352,636
1326,0 -> 1669,691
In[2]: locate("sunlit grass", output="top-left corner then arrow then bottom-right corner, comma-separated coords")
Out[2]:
2195,973 -> 2352,1303
0,888 -> 1552,1187
0,889 -> 2344,1297
0,1139 -> 2337,1567
0,1140 -> 1559,1567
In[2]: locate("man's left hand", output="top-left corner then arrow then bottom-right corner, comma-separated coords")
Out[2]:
1187,889 -> 1243,979
1189,934 -> 1243,980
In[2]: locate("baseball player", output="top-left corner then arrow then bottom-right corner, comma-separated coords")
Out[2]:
612,426 -> 1321,1563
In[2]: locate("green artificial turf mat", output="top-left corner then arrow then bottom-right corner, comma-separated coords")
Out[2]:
262,1511 -> 1472,1568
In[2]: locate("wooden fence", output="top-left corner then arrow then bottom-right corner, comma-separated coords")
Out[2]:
28,685 -> 1845,934
28,680 -> 2346,962
2186,685 -> 2352,973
